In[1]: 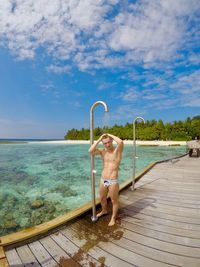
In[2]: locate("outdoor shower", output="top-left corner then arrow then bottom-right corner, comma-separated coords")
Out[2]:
131,116 -> 145,191
90,101 -> 109,222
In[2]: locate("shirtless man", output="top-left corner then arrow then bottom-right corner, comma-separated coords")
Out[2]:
89,133 -> 124,226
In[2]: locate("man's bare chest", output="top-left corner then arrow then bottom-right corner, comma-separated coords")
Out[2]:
103,152 -> 118,163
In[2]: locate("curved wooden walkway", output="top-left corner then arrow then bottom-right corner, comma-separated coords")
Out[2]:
1,155 -> 200,267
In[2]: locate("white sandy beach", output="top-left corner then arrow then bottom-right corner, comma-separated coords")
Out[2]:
29,140 -> 187,146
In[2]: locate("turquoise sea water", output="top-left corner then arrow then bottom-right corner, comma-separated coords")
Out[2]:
0,143 -> 186,235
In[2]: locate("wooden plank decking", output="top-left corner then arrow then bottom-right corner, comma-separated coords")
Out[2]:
2,155 -> 200,267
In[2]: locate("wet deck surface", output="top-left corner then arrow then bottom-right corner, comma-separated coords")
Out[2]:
2,155 -> 200,267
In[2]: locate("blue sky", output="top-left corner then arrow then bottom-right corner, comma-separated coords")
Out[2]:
0,0 -> 200,139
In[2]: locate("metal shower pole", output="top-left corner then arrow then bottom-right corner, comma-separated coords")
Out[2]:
131,116 -> 145,191
90,101 -> 109,222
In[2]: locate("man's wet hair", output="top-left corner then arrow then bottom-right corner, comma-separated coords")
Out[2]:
102,134 -> 113,140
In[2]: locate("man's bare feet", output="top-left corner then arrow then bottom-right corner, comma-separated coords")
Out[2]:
60,256 -> 68,267
108,217 -> 116,226
97,210 -> 108,218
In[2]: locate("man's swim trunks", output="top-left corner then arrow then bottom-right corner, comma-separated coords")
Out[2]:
101,178 -> 118,187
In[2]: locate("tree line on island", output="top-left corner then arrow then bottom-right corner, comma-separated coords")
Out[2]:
64,115 -> 200,141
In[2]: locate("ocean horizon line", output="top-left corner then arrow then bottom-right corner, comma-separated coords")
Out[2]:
0,138 -> 64,141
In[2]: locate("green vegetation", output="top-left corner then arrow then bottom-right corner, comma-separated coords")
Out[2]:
64,116 -> 200,141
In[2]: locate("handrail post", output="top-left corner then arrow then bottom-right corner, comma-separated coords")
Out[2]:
131,116 -> 145,191
90,101 -> 109,222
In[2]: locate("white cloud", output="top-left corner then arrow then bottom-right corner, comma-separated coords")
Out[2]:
184,98 -> 200,107
143,90 -> 166,100
40,81 -> 63,100
120,88 -> 139,101
188,53 -> 200,65
108,0 -> 195,63
0,2 -> 199,124
97,82 -> 116,91
0,0 -> 116,61
120,86 -> 168,107
0,0 -> 199,70
170,70 -> 200,95
47,64 -> 71,74
119,67 -> 200,111
108,104 -> 146,124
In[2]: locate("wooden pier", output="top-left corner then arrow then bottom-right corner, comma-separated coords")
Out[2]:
1,155 -> 200,266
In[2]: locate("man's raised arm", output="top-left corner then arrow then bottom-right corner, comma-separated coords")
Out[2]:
88,135 -> 103,155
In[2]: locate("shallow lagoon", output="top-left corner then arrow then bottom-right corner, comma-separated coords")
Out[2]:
0,143 -> 186,235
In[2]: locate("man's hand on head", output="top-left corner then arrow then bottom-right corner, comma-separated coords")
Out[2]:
101,134 -> 107,139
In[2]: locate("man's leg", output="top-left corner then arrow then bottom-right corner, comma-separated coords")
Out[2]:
108,183 -> 119,226
97,182 -> 108,217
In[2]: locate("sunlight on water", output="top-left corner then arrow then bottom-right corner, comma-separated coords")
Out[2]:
0,143 -> 186,235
